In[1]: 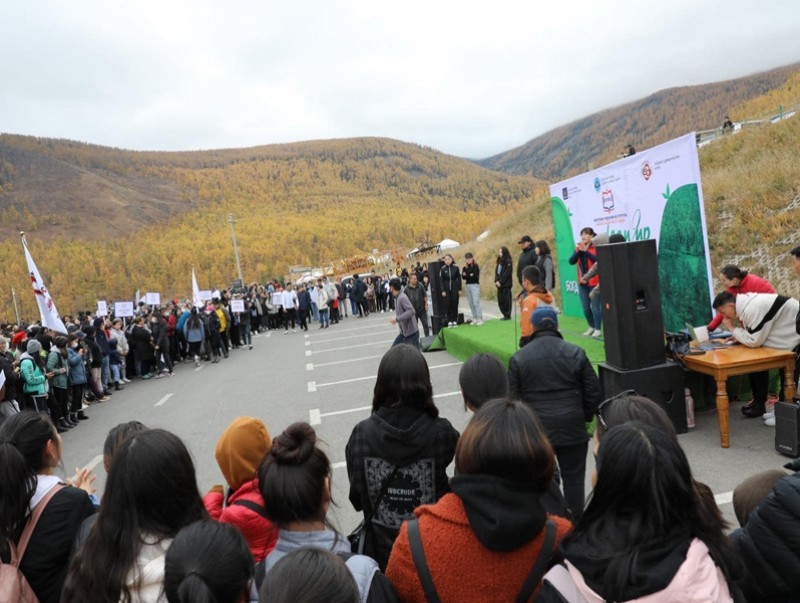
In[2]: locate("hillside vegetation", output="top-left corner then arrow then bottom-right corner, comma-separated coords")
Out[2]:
480,63 -> 800,182
0,136 -> 543,319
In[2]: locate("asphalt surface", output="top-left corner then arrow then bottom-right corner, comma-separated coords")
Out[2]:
59,301 -> 795,532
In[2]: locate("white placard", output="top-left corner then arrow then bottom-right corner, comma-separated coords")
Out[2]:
96,300 -> 108,317
145,292 -> 161,306
230,299 -> 245,313
198,290 -> 213,302
114,301 -> 134,318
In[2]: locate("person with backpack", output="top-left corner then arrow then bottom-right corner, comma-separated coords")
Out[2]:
19,339 -> 50,414
386,399 -> 572,602
255,422 -> 399,602
183,307 -> 206,366
45,336 -> 75,431
0,411 -> 96,603
203,417 -> 278,563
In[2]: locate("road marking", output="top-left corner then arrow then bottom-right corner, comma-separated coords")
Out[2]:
308,330 -> 398,343
714,491 -> 733,505
304,334 -> 309,339
309,362 -> 462,391
306,350 -> 312,357
306,363 -> 314,371
305,341 -> 311,346
155,393 -> 174,407
70,454 -> 104,482
332,461 -> 347,469
309,408 -> 321,425
434,391 -> 461,399
312,355 -> 383,368
311,322 -> 387,335
311,339 -> 395,354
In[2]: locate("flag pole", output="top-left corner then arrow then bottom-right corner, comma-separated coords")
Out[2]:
11,288 -> 20,324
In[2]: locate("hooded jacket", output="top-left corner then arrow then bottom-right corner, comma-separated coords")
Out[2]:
439,264 -> 461,293
508,330 -> 602,446
732,293 -> 800,350
386,477 -> 572,603
202,417 -> 278,562
19,350 -> 47,395
538,538 -> 733,603
67,346 -> 88,385
730,471 -> 800,603
707,273 -> 775,331
346,406 -> 459,570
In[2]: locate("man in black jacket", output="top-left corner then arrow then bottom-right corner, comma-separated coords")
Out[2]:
517,235 -> 538,290
507,307 -> 602,517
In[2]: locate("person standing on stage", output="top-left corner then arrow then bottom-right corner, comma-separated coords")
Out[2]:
462,252 -> 483,326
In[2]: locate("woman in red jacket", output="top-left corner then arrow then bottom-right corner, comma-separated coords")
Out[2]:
203,417 -> 278,562
707,265 -> 775,332
386,399 -> 572,602
568,227 -> 601,337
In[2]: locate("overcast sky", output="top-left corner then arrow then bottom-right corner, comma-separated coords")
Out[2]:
1,0 -> 798,158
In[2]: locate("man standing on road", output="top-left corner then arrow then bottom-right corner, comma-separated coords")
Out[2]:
389,278 -> 419,348
507,306 -> 602,517
517,235 -> 538,293
404,273 -> 429,337
462,252 -> 483,325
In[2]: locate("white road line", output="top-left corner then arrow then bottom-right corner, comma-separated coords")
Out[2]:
155,393 -> 174,407
310,340 -> 395,354
310,362 -> 462,391
308,330 -> 398,343
308,382 -> 317,392
306,350 -> 312,357
433,391 -> 461,399
309,408 -> 322,426
305,341 -> 311,346
714,491 -> 733,505
70,454 -> 104,482
306,363 -> 314,371
312,355 -> 383,368
304,334 -> 309,339
332,461 -> 347,469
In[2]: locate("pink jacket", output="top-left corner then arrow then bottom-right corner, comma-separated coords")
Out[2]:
553,539 -> 733,603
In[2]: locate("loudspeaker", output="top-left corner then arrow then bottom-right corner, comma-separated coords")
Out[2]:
597,240 -> 665,370
420,335 -> 439,352
599,361 -> 687,434
431,315 -> 445,335
427,260 -> 446,317
775,401 -> 800,457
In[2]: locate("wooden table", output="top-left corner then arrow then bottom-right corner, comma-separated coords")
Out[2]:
683,345 -> 796,448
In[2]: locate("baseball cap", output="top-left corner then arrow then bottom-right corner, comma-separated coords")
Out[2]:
531,306 -> 558,331
518,235 -> 533,244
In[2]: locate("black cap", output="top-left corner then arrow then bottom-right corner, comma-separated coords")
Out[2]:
518,235 -> 533,244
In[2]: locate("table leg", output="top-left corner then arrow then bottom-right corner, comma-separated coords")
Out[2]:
716,377 -> 730,448
784,361 -> 796,401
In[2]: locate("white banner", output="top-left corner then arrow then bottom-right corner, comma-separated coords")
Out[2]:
198,290 -> 213,303
192,269 -> 203,308
22,238 -> 68,334
549,133 -> 713,331
114,301 -> 134,318
145,292 -> 161,307
97,300 -> 108,317
230,299 -> 245,313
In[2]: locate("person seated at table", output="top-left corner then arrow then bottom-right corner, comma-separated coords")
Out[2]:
713,291 -> 800,418
707,265 -> 775,333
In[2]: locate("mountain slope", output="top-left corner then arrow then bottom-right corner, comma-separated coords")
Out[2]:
479,62 -> 800,182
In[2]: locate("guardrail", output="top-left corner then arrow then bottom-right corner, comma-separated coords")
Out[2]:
696,103 -> 800,147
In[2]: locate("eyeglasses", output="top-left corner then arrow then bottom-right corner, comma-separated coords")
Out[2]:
595,389 -> 638,431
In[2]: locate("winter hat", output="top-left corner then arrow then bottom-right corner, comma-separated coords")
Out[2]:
26,339 -> 42,355
732,469 -> 786,527
214,417 -> 272,490
531,307 -> 558,331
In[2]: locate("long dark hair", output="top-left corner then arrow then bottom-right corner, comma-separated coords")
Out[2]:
496,246 -> 511,267
63,429 -> 207,603
535,240 -> 552,256
259,548 -> 358,603
187,307 -> 201,330
164,521 -> 254,603
372,344 -> 437,417
565,422 -> 739,599
721,265 -> 747,281
458,354 -> 508,411
259,422 -> 330,526
0,412 -> 58,544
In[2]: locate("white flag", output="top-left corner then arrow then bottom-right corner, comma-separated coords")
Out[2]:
135,289 -> 141,305
23,239 -> 68,334
192,269 -> 203,308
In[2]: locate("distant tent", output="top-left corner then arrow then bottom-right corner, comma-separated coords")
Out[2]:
437,239 -> 460,251
476,230 -> 490,242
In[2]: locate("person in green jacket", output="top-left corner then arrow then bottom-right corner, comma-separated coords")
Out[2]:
19,339 -> 50,413
47,336 -> 76,432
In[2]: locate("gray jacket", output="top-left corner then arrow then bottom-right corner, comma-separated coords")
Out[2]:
394,292 -> 418,337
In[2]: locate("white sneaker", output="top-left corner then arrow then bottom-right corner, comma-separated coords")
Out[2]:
583,328 -> 595,336
475,320 -> 483,326
591,329 -> 603,338
762,410 -> 775,421
292,328 -> 297,333
764,416 -> 776,427
284,331 -> 288,335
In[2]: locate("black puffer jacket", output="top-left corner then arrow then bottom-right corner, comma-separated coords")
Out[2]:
517,246 -> 538,286
730,471 -> 800,603
439,264 -> 461,293
507,330 -> 602,446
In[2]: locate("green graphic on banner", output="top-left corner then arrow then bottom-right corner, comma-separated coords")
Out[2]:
658,184 -> 713,331
550,196 -> 583,318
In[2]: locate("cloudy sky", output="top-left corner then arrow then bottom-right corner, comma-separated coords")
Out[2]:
1,0 -> 798,158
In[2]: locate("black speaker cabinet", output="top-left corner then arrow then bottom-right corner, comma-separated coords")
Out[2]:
775,401 -> 800,457
597,239 -> 666,370
599,361 -> 687,434
431,315 -> 445,336
427,260 -> 446,317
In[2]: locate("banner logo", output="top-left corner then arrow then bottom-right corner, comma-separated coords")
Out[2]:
641,161 -> 653,181
593,177 -> 601,192
602,189 -> 615,213
561,187 -> 569,200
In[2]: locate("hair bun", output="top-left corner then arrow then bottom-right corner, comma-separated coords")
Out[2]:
270,422 -> 316,465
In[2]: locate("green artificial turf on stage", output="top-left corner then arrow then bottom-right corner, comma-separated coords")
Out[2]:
427,314 -> 607,369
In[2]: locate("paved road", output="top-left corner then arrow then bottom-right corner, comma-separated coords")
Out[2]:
60,305 -> 793,532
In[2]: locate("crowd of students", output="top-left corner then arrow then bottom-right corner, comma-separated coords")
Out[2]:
2,327 -> 798,602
